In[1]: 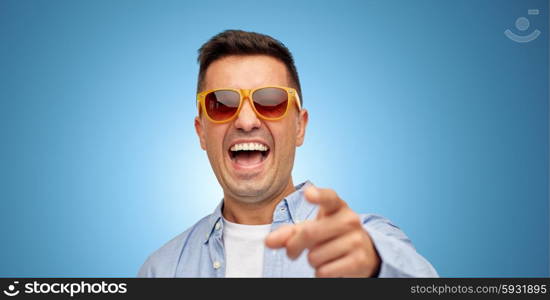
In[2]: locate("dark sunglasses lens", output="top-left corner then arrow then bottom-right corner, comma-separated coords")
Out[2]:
252,88 -> 288,118
205,90 -> 240,121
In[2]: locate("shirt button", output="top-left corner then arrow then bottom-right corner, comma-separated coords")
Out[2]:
215,222 -> 221,230
213,261 -> 221,269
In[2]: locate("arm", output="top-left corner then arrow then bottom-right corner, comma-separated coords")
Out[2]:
361,214 -> 438,277
266,186 -> 438,277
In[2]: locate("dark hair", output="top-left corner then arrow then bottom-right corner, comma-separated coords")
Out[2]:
197,29 -> 302,105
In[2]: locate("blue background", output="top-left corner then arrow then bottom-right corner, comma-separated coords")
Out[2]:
0,0 -> 548,277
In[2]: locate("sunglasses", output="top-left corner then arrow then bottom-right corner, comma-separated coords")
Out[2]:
196,86 -> 302,123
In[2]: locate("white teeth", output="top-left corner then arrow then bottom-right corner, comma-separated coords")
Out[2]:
230,142 -> 269,152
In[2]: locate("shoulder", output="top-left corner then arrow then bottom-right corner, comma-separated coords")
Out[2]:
359,213 -> 439,277
137,215 -> 213,277
359,213 -> 412,243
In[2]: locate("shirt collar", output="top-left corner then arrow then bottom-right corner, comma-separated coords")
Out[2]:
203,180 -> 316,244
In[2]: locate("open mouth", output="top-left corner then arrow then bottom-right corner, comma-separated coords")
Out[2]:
228,142 -> 270,168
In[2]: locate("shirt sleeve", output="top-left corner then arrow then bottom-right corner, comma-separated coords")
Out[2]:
137,249 -> 178,278
137,257 -> 155,278
136,229 -> 193,278
360,214 -> 439,277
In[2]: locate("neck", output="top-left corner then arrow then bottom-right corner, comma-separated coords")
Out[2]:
222,179 -> 296,225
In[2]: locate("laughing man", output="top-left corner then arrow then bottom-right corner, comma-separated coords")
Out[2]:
138,30 -> 438,278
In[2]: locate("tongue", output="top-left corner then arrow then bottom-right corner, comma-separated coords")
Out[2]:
234,151 -> 263,166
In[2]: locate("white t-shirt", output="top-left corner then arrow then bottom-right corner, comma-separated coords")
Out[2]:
222,218 -> 272,277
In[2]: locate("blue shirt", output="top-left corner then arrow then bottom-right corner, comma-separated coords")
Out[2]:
138,181 -> 438,277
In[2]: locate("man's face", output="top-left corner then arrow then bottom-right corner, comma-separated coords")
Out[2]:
195,55 -> 308,204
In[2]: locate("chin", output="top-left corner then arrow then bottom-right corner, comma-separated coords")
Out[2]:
226,179 -> 271,202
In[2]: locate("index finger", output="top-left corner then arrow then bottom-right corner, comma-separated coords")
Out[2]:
265,225 -> 295,249
304,187 -> 345,217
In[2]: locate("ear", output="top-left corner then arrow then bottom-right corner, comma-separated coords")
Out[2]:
195,116 -> 207,150
295,108 -> 308,147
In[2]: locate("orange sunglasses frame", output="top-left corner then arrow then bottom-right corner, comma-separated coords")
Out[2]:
196,86 -> 302,124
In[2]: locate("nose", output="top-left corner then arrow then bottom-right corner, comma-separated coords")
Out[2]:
233,97 -> 261,132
